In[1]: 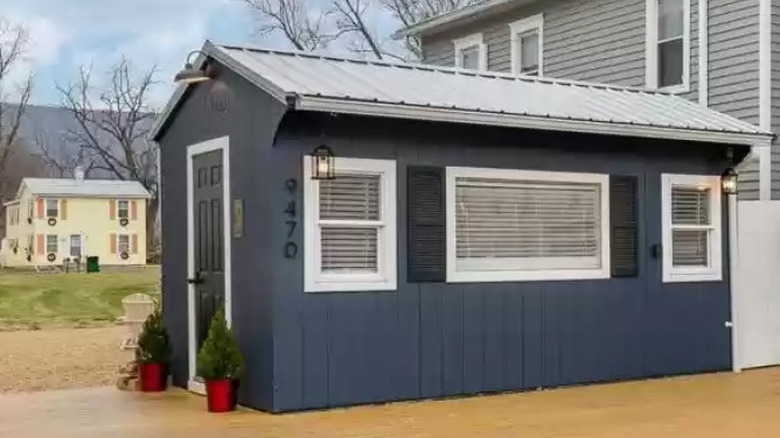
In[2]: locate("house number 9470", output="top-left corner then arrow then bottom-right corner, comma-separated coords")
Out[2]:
284,178 -> 298,259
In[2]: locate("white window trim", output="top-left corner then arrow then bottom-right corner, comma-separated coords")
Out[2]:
445,167 -> 611,283
645,0 -> 691,93
70,234 -> 83,258
46,234 -> 58,255
453,33 -> 487,70
117,200 -> 130,219
117,233 -> 131,254
45,199 -> 58,218
661,174 -> 722,283
509,14 -> 544,76
303,157 -> 397,292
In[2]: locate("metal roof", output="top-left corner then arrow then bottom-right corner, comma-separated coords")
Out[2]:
152,41 -> 772,146
19,178 -> 151,199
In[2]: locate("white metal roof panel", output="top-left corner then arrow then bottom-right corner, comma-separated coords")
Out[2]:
20,178 -> 151,198
151,41 -> 772,145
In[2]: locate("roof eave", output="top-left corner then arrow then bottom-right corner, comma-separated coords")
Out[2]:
294,96 -> 772,147
394,0 -> 518,38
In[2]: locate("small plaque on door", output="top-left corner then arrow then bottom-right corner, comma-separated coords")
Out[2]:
233,199 -> 244,239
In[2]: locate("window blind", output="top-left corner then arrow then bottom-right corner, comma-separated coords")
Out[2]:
455,177 -> 602,270
319,175 -> 381,274
671,186 -> 710,266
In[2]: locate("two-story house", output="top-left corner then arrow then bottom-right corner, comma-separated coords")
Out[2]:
0,175 -> 151,268
398,0 -> 780,370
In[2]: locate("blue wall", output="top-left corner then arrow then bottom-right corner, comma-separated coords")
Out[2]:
268,113 -> 736,412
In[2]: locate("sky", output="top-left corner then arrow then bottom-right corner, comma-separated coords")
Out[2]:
3,0 -> 404,109
1,0 -> 269,108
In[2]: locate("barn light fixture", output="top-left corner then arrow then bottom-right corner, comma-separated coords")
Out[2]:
173,50 -> 211,84
311,145 -> 335,180
721,167 -> 738,195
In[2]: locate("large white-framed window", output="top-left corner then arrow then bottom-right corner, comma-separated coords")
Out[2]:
646,0 -> 690,92
453,33 -> 487,70
117,234 -> 130,254
446,167 -> 611,282
509,14 -> 544,76
117,200 -> 129,219
661,174 -> 722,282
70,234 -> 82,258
304,157 -> 397,292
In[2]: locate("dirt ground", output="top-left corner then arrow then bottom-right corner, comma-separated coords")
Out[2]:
0,326 -> 132,393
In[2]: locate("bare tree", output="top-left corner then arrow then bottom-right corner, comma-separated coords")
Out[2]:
382,0 -> 476,58
236,0 -> 337,51
333,0 -> 383,59
236,0 -> 472,60
0,19 -> 34,237
53,58 -> 160,247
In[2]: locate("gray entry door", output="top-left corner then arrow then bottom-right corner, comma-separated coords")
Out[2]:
191,149 -> 225,351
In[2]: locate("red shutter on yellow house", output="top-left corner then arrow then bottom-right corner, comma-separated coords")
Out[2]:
130,201 -> 138,221
61,199 -> 68,220
131,234 -> 138,254
110,233 -> 117,254
36,198 -> 44,219
36,234 -> 44,255
109,200 -> 116,220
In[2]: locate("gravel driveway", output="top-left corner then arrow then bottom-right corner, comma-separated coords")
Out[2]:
0,326 -> 132,393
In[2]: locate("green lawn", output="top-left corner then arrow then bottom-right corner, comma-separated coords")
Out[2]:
0,267 -> 160,330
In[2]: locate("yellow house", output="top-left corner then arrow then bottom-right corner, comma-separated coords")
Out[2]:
1,177 -> 151,268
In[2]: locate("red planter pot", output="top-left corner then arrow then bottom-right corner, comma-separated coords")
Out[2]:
139,362 -> 166,392
205,379 -> 236,412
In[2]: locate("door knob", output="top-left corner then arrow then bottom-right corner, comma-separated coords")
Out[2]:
187,271 -> 205,285
651,244 -> 662,259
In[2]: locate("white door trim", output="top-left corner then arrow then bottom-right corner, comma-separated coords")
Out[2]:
186,136 -> 232,394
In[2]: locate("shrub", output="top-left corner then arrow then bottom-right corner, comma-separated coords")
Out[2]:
197,308 -> 243,380
136,308 -> 170,364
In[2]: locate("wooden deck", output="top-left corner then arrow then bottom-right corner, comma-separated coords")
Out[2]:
2,368 -> 779,437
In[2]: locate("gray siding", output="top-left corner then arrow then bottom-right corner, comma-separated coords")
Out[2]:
708,0 -> 760,199
157,64 -> 288,411
269,114 -> 737,412
421,0 -> 699,99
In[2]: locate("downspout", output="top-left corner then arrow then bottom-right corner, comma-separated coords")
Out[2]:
728,190 -> 740,373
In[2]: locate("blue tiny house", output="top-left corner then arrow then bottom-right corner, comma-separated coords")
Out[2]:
153,42 -> 772,412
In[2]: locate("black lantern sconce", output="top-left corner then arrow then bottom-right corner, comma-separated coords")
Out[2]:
311,145 -> 336,180
721,167 -> 738,195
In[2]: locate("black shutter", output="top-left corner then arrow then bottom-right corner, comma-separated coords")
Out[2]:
610,175 -> 639,277
408,166 -> 446,282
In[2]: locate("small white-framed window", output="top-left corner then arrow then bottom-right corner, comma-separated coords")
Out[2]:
510,14 -> 544,76
117,200 -> 129,219
453,33 -> 487,70
46,199 -> 58,218
46,234 -> 58,254
118,234 -> 130,254
661,174 -> 722,282
446,167 -> 611,283
646,0 -> 690,92
304,157 -> 397,292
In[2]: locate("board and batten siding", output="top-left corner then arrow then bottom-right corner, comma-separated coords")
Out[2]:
708,0 -> 761,199
420,0 -> 699,100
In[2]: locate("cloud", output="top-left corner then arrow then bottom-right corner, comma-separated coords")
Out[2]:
0,0 -> 251,106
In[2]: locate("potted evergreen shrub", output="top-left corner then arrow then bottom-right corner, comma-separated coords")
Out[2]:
135,308 -> 170,392
197,308 -> 243,412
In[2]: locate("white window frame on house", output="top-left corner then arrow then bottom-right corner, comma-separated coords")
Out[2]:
46,234 -> 58,254
446,167 -> 611,283
453,33 -> 487,70
661,174 -> 722,282
117,200 -> 129,219
70,234 -> 83,258
46,199 -> 58,218
646,0 -> 691,93
303,157 -> 397,292
509,14 -> 544,76
117,234 -> 130,254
